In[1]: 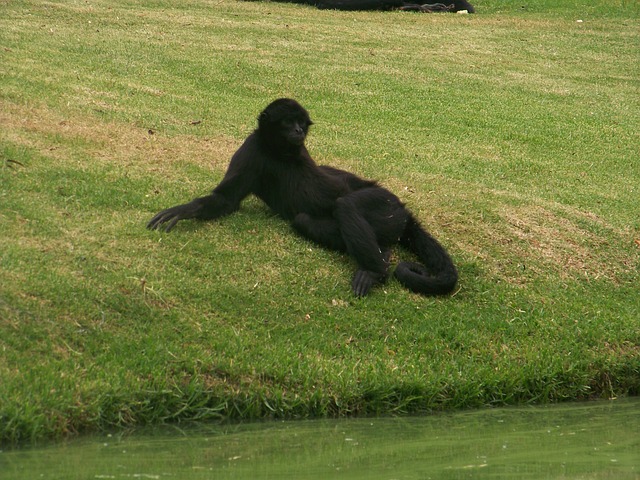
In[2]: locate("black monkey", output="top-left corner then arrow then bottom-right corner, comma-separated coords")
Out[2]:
242,0 -> 475,13
148,99 -> 458,297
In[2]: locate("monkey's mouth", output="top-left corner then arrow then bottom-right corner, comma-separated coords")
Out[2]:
289,134 -> 306,145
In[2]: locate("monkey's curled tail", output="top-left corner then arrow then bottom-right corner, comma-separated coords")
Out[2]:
395,215 -> 458,295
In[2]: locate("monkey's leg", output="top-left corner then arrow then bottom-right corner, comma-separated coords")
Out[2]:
334,190 -> 394,296
292,213 -> 346,251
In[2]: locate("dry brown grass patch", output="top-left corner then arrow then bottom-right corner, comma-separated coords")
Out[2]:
451,198 -> 637,285
0,100 -> 239,179
500,204 -> 631,279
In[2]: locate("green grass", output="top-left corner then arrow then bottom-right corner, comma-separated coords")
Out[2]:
0,0 -> 639,443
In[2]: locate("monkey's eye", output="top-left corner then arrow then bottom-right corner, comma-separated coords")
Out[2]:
284,117 -> 310,127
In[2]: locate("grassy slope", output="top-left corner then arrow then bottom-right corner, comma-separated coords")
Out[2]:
0,0 -> 638,442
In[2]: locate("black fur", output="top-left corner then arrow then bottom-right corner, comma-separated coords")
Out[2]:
243,0 -> 475,13
148,98 -> 458,297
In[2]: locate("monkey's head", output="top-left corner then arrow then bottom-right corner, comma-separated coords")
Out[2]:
258,98 -> 313,151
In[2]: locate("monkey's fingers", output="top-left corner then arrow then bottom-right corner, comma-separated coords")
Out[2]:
147,212 -> 166,230
163,215 -> 181,233
147,209 -> 177,231
352,270 -> 377,297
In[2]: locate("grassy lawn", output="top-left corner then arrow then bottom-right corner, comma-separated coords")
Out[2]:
0,0 -> 638,443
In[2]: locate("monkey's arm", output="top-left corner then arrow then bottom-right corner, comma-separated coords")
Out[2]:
147,136 -> 262,232
146,192 -> 238,232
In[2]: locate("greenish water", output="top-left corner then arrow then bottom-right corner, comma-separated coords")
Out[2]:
1,399 -> 638,479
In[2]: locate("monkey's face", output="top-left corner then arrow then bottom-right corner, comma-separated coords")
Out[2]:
279,117 -> 310,146
258,98 -> 313,149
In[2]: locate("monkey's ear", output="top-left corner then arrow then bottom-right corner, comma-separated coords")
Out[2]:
258,111 -> 270,122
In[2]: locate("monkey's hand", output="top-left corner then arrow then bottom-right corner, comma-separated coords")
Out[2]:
147,201 -> 202,232
352,269 -> 386,297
